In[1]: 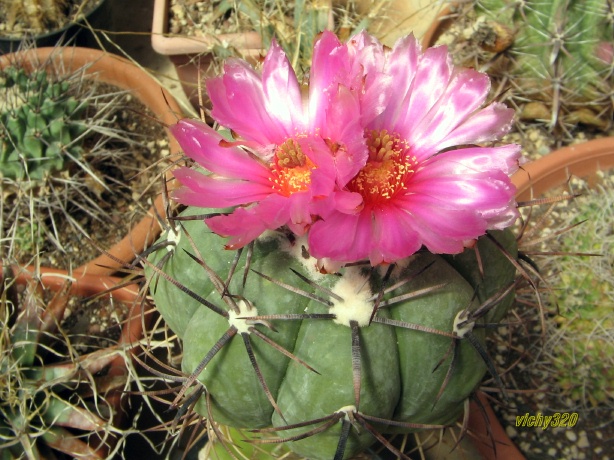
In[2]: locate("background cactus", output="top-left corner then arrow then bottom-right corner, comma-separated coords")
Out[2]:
0,66 -> 87,181
145,207 -> 518,459
0,48 -> 166,268
537,182 -> 614,407
0,266 -> 132,459
440,0 -> 614,139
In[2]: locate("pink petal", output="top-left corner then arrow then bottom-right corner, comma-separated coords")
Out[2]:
410,69 -> 491,158
369,34 -> 420,131
309,31 -> 347,128
371,205 -> 422,264
171,120 -> 271,181
395,194 -> 488,253
435,102 -> 516,150
409,171 -> 516,215
393,45 -> 453,141
206,195 -> 293,249
418,145 -> 521,177
207,59 -> 286,146
173,168 -> 271,207
262,39 -> 306,132
316,85 -> 369,185
206,209 -> 270,249
308,211 -> 374,263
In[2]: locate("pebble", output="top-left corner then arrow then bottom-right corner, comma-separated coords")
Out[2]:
506,426 -> 518,438
577,431 -> 589,449
548,448 -> 558,456
565,430 -> 578,442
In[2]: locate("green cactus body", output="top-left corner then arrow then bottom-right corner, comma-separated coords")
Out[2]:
147,206 -> 518,459
0,67 -> 87,181
468,0 -> 613,130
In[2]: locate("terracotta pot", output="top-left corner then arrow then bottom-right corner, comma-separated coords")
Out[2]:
467,392 -> 525,460
512,137 -> 614,201
9,264 -> 153,458
0,47 -> 183,276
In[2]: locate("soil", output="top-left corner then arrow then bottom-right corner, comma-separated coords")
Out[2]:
168,0 -> 244,36
0,0 -> 103,38
2,82 -> 171,270
61,288 -> 130,352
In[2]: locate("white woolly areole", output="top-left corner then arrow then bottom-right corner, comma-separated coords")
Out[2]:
279,234 -> 327,281
228,300 -> 258,334
330,268 -> 373,327
336,405 -> 357,420
165,226 -> 181,252
453,310 -> 474,338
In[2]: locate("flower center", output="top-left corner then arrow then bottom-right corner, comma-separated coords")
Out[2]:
270,138 -> 314,197
348,130 -> 417,205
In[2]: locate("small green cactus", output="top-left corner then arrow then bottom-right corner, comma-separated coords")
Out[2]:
0,267 -> 128,459
145,208 -> 518,459
445,0 -> 613,135
0,48 -> 160,266
0,66 -> 88,181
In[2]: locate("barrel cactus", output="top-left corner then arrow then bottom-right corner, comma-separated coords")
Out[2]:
146,30 -> 522,458
444,0 -> 613,134
0,66 -> 87,181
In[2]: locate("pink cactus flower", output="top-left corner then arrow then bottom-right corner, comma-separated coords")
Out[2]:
170,38 -> 366,249
307,32 -> 521,265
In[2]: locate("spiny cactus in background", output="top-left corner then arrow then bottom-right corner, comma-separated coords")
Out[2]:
0,49 -> 148,264
143,29 -> 527,459
448,0 -> 613,136
0,66 -> 87,181
0,267 -> 127,459
540,184 -> 614,407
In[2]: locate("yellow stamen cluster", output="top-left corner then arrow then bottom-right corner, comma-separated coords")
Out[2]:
348,130 -> 416,205
270,138 -> 314,197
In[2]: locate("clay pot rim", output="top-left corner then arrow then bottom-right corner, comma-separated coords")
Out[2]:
9,264 -> 147,346
512,137 -> 614,201
0,46 -> 183,276
151,0 -> 265,56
